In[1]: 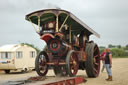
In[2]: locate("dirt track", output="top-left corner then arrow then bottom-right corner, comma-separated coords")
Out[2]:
81,58 -> 128,85
0,58 -> 128,85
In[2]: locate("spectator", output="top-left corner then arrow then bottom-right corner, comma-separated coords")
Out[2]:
104,48 -> 113,81
100,49 -> 106,72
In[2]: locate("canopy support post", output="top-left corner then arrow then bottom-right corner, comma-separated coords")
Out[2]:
38,16 -> 41,31
28,18 -> 39,33
69,25 -> 72,43
59,15 -> 69,32
56,15 -> 59,32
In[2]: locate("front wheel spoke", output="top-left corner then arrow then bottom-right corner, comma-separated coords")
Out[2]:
39,66 -> 43,70
73,63 -> 78,67
72,69 -> 77,74
39,57 -> 43,61
39,62 -> 43,66
74,66 -> 78,70
40,66 -> 46,70
71,65 -> 74,69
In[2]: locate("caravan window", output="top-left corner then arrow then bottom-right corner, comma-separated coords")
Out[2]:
1,52 -> 11,59
30,51 -> 35,58
16,51 -> 23,58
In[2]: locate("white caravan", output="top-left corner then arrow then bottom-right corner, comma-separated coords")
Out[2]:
0,44 -> 37,73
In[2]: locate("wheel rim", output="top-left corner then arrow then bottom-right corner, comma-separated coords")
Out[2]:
38,54 -> 48,74
69,52 -> 79,76
93,45 -> 100,76
35,52 -> 48,76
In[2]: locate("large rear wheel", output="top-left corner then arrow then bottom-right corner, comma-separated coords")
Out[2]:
66,50 -> 79,77
85,42 -> 100,77
35,51 -> 49,76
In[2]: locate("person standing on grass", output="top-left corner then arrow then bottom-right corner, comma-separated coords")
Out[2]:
100,49 -> 106,72
104,48 -> 113,81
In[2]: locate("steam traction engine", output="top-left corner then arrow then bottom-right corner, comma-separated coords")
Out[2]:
26,9 -> 100,77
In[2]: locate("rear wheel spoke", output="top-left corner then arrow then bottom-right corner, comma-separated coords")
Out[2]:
94,63 -> 99,66
94,54 -> 99,58
94,47 -> 98,53
94,68 -> 98,74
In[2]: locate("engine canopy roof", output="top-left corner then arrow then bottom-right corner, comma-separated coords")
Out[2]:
26,9 -> 100,38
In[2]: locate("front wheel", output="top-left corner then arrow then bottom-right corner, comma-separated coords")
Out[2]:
66,50 -> 79,77
35,51 -> 49,76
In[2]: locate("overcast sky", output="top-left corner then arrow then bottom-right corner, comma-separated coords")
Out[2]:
0,0 -> 128,49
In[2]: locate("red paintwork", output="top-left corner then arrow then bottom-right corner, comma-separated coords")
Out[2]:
93,46 -> 100,76
40,34 -> 54,43
42,77 -> 86,85
46,51 -> 87,66
49,40 -> 60,51
70,52 -> 79,75
74,51 -> 87,61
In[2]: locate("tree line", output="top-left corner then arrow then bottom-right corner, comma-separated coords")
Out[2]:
99,44 -> 128,57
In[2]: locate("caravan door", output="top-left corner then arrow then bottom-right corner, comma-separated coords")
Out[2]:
15,51 -> 24,69
8,52 -> 15,69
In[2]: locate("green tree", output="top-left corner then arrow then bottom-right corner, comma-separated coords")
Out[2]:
111,48 -> 127,57
125,44 -> 128,50
117,45 -> 121,48
108,44 -> 115,48
99,46 -> 106,53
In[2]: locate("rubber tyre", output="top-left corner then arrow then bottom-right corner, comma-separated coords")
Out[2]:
21,68 -> 28,73
35,51 -> 49,76
85,42 -> 100,78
